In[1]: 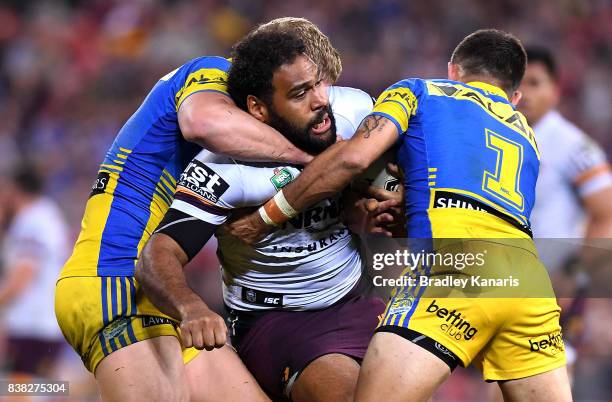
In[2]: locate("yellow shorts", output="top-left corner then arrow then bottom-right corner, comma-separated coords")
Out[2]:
55,276 -> 200,373
378,239 -> 566,381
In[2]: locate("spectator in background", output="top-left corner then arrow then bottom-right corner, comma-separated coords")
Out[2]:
519,45 -> 612,383
0,163 -> 69,377
521,46 -> 612,259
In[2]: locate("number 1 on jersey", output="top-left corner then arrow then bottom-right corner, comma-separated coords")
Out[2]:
483,129 -> 525,211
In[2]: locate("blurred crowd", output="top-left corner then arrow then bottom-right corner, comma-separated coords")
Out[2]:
0,0 -> 611,400
0,0 -> 611,228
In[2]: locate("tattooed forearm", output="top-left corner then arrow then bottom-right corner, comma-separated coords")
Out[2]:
359,115 -> 388,138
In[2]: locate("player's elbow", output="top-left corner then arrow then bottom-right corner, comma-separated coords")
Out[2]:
135,243 -> 156,288
134,256 -> 149,288
180,111 -> 223,151
339,145 -> 371,176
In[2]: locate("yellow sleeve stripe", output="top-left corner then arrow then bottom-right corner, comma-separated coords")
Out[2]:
371,103 -> 409,133
158,177 -> 176,198
100,164 -> 123,172
162,169 -> 177,186
116,153 -> 128,159
154,187 -> 173,207
119,147 -> 132,154
372,87 -> 418,134
175,67 -> 229,111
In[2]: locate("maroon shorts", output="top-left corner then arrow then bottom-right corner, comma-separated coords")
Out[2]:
227,287 -> 385,401
6,336 -> 64,376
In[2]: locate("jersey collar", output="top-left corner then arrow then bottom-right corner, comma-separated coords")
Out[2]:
466,81 -> 509,101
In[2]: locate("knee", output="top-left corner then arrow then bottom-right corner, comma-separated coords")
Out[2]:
291,354 -> 359,402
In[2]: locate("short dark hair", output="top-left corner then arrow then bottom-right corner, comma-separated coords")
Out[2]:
11,163 -> 43,195
228,30 -> 306,111
525,46 -> 558,80
450,29 -> 527,92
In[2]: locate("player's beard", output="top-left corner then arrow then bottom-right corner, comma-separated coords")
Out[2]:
267,104 -> 337,155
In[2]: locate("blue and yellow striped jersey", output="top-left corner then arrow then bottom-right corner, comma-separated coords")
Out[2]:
371,79 -> 539,239
62,56 -> 231,278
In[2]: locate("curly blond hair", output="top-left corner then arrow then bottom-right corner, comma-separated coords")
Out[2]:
254,17 -> 342,83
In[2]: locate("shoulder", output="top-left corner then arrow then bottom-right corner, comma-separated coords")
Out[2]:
540,111 -> 604,156
11,199 -> 67,243
179,56 -> 231,74
172,56 -> 231,109
329,86 -> 374,139
375,78 -> 425,107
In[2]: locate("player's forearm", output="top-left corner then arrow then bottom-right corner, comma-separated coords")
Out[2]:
183,99 -> 312,164
585,216 -> 612,238
283,140 -> 368,211
136,235 -> 205,321
0,263 -> 35,306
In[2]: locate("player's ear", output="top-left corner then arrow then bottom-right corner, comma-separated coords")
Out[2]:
447,62 -> 460,81
246,95 -> 268,123
510,90 -> 522,107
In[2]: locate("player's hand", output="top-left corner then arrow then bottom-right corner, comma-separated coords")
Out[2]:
178,300 -> 227,351
364,198 -> 403,237
225,209 -> 272,245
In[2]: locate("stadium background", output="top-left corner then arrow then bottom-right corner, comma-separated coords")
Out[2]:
0,0 -> 610,400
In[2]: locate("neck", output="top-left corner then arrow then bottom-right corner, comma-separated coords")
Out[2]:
12,193 -> 36,214
459,74 -> 511,98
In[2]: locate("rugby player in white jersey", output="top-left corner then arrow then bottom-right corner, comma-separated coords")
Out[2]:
520,46 -> 612,262
518,46 -> 612,380
137,30 -> 384,402
56,17 -> 350,402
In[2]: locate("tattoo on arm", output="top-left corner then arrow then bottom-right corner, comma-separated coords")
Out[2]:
359,115 -> 387,138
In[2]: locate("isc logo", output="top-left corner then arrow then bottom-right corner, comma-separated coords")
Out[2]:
264,297 -> 280,305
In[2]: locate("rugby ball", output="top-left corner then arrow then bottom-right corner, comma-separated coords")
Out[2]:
356,147 -> 400,192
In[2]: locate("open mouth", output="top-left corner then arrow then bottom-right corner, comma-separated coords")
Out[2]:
310,113 -> 331,135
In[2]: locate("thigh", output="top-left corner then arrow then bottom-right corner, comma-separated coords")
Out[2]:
291,353 -> 360,402
235,295 -> 384,400
95,335 -> 189,402
479,297 -> 566,381
498,366 -> 572,402
56,276 -> 196,373
354,332 -> 450,402
380,291 -> 497,369
185,344 -> 270,402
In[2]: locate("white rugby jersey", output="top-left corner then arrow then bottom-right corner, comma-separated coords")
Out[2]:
170,86 -> 373,310
531,110 -> 612,270
2,197 -> 69,340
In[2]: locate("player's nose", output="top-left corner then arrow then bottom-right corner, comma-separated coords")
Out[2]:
310,83 -> 329,110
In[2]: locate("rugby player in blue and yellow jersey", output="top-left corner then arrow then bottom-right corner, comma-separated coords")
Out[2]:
54,18 -> 341,402
228,30 -> 572,401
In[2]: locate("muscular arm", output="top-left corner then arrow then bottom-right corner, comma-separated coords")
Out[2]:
178,92 -> 312,164
136,233 -> 199,320
226,116 -> 400,244
136,211 -> 227,349
583,187 -> 612,238
281,115 -> 399,211
0,261 -> 36,306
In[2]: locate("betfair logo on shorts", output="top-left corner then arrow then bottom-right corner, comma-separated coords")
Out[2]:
529,332 -> 564,354
426,300 -> 478,341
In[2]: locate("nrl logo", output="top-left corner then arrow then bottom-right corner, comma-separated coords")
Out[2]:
270,167 -> 293,190
102,317 -> 129,340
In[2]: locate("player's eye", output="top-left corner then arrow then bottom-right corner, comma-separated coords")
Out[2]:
294,91 -> 306,99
